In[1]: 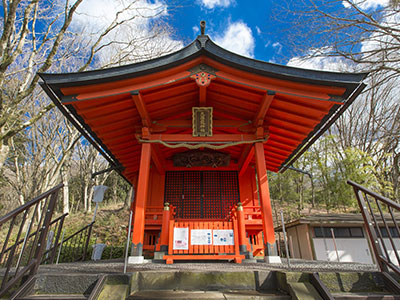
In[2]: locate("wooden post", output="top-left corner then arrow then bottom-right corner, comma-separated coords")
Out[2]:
157,202 -> 170,252
130,143 -> 151,260
254,142 -> 281,262
236,202 -> 249,257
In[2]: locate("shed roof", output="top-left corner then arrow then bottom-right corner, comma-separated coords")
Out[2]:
275,213 -> 400,231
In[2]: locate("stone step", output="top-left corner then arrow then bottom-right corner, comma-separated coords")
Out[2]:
317,272 -> 387,294
127,289 -> 291,300
131,271 -> 260,291
333,293 -> 400,300
33,273 -> 100,295
287,282 -> 324,300
17,294 -> 87,300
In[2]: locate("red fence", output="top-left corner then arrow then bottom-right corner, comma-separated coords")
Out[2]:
163,219 -> 244,264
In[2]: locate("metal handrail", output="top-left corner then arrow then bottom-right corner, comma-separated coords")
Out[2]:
2,213 -> 68,257
0,184 -> 63,225
56,221 -> 95,263
348,180 -> 400,294
0,184 -> 63,299
348,180 -> 400,211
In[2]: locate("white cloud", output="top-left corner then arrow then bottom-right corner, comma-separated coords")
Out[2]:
272,42 -> 282,54
72,0 -> 183,66
256,26 -> 262,35
193,25 -> 200,35
213,21 -> 255,58
199,0 -> 235,9
287,47 -> 350,72
342,0 -> 389,10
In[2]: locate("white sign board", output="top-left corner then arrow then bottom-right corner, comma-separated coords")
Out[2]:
173,227 -> 189,250
191,229 -> 212,245
93,185 -> 108,203
213,229 -> 234,246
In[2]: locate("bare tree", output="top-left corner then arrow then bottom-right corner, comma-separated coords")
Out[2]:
0,0 -> 181,170
274,0 -> 400,197
278,0 -> 400,82
4,102 -> 80,209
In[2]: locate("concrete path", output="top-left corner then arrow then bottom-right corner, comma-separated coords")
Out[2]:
33,258 -> 378,275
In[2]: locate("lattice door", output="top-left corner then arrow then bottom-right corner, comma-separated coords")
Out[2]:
164,171 -> 239,219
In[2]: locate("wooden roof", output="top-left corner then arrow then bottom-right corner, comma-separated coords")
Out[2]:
39,35 -> 367,184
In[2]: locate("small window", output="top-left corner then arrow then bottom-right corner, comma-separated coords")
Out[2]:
334,227 -> 351,238
350,227 -> 364,237
314,226 -> 364,238
380,227 -> 389,238
314,227 -> 332,238
380,227 -> 400,238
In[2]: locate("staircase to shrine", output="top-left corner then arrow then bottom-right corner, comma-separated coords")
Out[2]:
5,266 -> 400,300
3,182 -> 400,299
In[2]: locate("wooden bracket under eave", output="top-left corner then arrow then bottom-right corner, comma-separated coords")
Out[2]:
131,91 -> 152,128
253,90 -> 275,127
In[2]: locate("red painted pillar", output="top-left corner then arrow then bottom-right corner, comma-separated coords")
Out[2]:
157,202 -> 171,252
131,143 -> 151,257
254,142 -> 279,260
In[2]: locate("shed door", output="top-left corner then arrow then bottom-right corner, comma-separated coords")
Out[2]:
164,171 -> 239,219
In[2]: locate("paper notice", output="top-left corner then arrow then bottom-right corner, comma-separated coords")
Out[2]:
213,229 -> 234,246
173,227 -> 189,250
191,229 -> 212,245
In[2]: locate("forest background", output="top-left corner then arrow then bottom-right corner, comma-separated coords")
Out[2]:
0,0 -> 399,235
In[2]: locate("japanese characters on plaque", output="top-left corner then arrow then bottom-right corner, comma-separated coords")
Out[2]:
192,107 -> 213,137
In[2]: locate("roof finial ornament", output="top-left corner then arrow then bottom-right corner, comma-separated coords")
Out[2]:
200,20 -> 206,35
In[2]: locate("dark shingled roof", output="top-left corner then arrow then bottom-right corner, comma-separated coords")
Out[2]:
39,35 -> 367,95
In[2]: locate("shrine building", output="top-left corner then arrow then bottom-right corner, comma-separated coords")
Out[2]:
39,25 -> 367,264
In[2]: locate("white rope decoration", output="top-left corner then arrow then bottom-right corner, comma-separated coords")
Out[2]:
137,137 -> 268,150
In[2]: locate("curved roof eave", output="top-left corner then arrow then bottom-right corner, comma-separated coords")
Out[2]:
39,35 -> 368,90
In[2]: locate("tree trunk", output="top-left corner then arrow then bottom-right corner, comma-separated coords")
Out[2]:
61,169 -> 69,214
124,186 -> 133,207
87,185 -> 93,213
83,184 -> 88,212
0,139 -> 10,171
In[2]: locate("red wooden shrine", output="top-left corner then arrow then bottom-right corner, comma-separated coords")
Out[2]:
40,30 -> 366,264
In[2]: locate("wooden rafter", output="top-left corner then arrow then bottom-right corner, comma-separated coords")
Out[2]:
131,91 -> 152,127
254,91 -> 275,126
238,145 -> 254,177
151,144 -> 166,175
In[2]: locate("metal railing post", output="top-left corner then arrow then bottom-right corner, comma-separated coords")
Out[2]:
56,229 -> 65,264
330,228 -> 340,263
124,210 -> 133,273
83,222 -> 94,261
280,209 -> 291,269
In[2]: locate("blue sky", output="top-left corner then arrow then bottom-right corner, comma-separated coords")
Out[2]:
167,0 -> 286,63
161,0 -> 390,69
39,0 -> 392,72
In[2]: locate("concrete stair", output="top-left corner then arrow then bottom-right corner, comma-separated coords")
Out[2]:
278,271 -> 400,300
127,270 -> 290,300
17,295 -> 87,300
16,273 -> 101,300
332,293 -> 400,300
318,272 -> 400,300
11,269 -> 400,300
